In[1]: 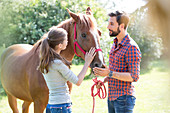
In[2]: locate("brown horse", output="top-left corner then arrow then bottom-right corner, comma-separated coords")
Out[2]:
0,7 -> 104,113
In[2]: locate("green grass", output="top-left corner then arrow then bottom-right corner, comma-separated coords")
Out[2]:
0,61 -> 170,113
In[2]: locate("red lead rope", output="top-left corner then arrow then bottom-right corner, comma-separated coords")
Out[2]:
91,77 -> 107,113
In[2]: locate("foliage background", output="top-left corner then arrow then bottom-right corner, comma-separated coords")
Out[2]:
0,0 -> 164,95
0,0 -> 163,70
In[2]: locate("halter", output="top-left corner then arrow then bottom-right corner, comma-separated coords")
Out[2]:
74,23 -> 102,58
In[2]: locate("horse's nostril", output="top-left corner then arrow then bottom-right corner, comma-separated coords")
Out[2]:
94,62 -> 100,67
101,64 -> 105,68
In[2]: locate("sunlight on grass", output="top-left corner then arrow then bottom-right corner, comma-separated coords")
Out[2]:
0,63 -> 170,113
0,96 -> 34,113
134,68 -> 170,113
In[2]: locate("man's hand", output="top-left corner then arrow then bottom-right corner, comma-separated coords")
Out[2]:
93,64 -> 110,77
96,77 -> 109,89
96,81 -> 102,89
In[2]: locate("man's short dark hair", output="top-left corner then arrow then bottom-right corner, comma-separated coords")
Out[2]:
108,10 -> 129,29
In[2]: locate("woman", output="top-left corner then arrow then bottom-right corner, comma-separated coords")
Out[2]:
38,27 -> 96,113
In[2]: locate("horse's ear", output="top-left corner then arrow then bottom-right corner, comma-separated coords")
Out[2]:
98,29 -> 102,36
86,7 -> 93,15
66,8 -> 79,22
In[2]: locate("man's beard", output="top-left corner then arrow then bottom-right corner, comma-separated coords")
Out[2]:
109,27 -> 121,37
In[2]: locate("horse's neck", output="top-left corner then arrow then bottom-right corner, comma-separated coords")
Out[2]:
57,19 -> 75,62
30,19 -> 75,62
57,19 -> 71,33
30,41 -> 41,56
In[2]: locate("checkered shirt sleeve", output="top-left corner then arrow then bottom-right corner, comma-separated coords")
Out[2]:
125,45 -> 141,82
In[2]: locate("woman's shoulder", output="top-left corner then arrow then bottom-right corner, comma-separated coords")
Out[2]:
51,59 -> 68,71
53,59 -> 63,65
52,59 -> 67,68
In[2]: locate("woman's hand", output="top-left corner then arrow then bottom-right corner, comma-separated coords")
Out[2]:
85,47 -> 96,66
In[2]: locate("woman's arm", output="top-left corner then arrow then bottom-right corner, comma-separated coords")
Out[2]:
76,47 -> 96,86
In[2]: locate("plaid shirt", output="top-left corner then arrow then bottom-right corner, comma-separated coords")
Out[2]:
108,34 -> 141,101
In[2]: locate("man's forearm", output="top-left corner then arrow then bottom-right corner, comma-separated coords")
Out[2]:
109,71 -> 133,82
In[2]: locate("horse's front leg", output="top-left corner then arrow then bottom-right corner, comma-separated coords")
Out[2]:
6,92 -> 19,113
67,81 -> 73,94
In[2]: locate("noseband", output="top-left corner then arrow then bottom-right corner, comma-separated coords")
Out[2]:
73,23 -> 102,58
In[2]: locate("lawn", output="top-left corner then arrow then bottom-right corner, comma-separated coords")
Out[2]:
0,61 -> 170,113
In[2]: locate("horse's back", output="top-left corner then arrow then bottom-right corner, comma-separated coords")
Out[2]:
1,44 -> 33,66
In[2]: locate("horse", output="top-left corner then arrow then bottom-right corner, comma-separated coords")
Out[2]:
0,7 -> 105,113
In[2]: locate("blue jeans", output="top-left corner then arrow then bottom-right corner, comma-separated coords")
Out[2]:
46,103 -> 72,113
108,95 -> 136,113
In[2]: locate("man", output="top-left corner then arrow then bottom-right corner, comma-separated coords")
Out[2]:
93,10 -> 141,113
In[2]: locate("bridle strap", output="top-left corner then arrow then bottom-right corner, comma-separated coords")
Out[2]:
74,23 -> 84,57
73,23 -> 102,58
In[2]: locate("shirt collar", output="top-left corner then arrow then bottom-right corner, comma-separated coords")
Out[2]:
114,34 -> 129,46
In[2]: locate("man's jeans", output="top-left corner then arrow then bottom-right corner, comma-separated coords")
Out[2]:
108,95 -> 136,113
46,103 -> 72,113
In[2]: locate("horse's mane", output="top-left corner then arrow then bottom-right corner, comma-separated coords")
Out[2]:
32,12 -> 97,53
79,14 -> 97,29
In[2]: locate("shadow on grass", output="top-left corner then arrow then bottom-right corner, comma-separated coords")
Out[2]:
0,85 -> 6,100
152,60 -> 169,72
84,73 -> 94,80
140,59 -> 169,75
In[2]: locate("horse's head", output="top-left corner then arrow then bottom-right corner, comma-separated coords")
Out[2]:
67,7 -> 105,69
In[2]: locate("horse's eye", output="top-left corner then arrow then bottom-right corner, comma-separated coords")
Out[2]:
81,33 -> 87,38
